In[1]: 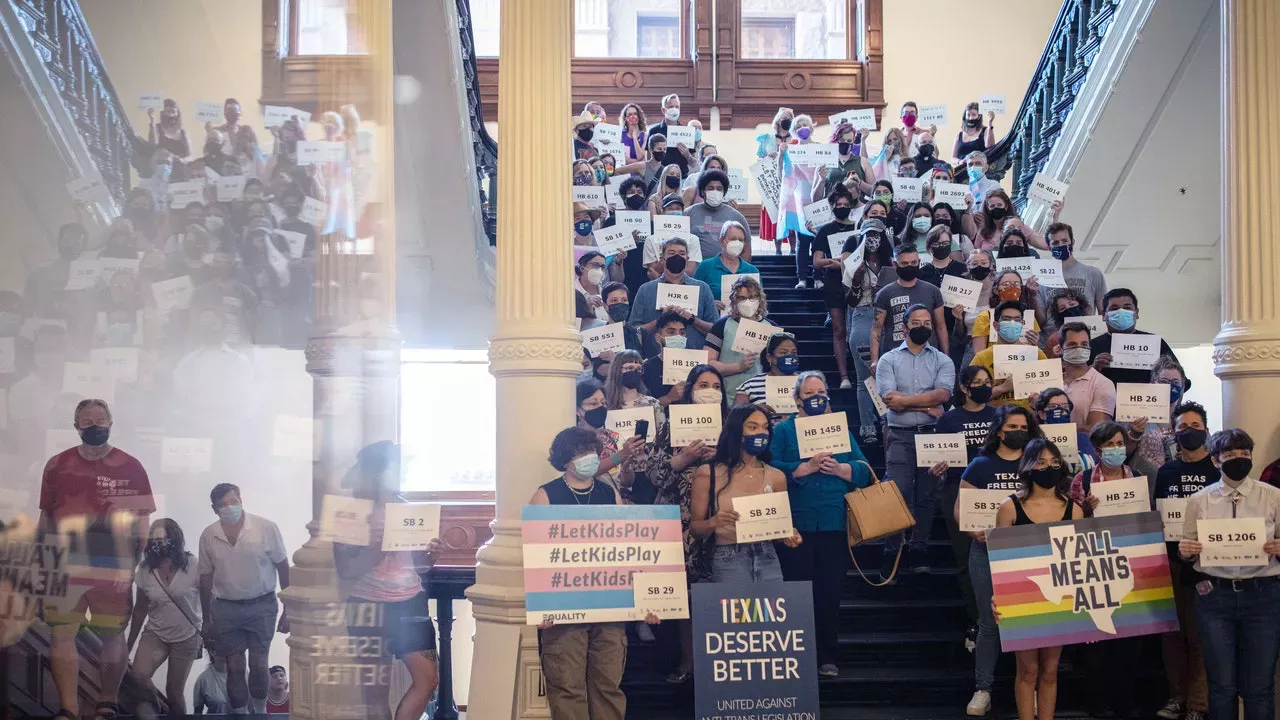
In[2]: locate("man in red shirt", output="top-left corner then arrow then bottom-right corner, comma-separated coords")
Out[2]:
38,399 -> 154,720
266,665 -> 290,713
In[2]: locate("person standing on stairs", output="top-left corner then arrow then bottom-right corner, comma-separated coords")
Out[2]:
869,246 -> 949,376
845,218 -> 893,432
812,184 -> 860,390
692,219 -> 758,309
876,304 -> 955,578
705,275 -> 774,399
627,237 -> 718,357
777,115 -> 820,289
734,332 -> 800,413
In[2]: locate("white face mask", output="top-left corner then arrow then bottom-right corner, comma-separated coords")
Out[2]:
725,240 -> 744,257
692,387 -> 722,405
704,190 -> 725,208
585,267 -> 605,286
737,298 -> 760,318
664,107 -> 680,122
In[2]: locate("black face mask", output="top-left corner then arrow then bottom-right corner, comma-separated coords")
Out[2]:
652,150 -> 666,163
79,425 -> 110,447
1060,305 -> 1084,318
665,175 -> 681,189
968,385 -> 993,404
583,407 -> 608,429
624,194 -> 646,210
665,255 -> 687,275
145,538 -> 174,564
918,144 -> 935,157
987,206 -> 1009,221
607,303 -> 630,322
832,206 -> 852,221
1221,457 -> 1253,481
1026,468 -> 1061,490
1002,430 -> 1029,450
907,326 -> 932,345
1001,244 -> 1027,258
620,370 -> 644,390
838,142 -> 852,155
930,246 -> 951,260
779,118 -> 793,132
577,128 -> 594,143
896,265 -> 920,281
1175,428 -> 1207,451
969,266 -> 991,281
965,117 -> 981,128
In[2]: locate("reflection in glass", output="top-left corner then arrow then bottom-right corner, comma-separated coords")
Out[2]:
740,0 -> 847,60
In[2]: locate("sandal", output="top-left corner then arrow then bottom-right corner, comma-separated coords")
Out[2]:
664,668 -> 692,684
93,702 -> 120,720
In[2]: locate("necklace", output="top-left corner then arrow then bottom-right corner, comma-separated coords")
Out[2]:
567,478 -> 595,505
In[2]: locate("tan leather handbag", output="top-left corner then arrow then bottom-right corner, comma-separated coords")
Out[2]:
845,460 -> 916,586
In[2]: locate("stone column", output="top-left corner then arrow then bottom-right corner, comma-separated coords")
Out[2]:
1213,0 -> 1280,464
464,0 -> 579,718
279,0 -> 400,718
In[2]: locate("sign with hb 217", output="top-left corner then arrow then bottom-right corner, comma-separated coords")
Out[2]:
692,581 -> 819,720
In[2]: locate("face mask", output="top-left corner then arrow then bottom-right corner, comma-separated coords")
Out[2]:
832,206 -> 853,222
1167,383 -> 1183,405
585,267 -> 605,286
577,128 -> 594,143
918,143 -> 935,157
665,255 -> 687,274
725,240 -> 745,257
573,174 -> 593,186
218,504 -> 244,524
737,298 -> 760,318
1221,457 -> 1253,482
997,286 -> 1023,302
594,168 -> 607,184
801,394 -> 828,415
796,127 -> 813,141
1175,428 -> 1206,451
902,113 -> 917,128
694,129 -> 702,143
1062,347 -> 1092,366
693,387 -> 723,405
574,219 -> 594,236
896,265 -> 920,281
620,370 -> 644,389
571,454 -> 601,479
1002,430 -> 1029,450
665,175 -> 682,189
79,425 -> 110,447
969,266 -> 991,281
1051,244 -> 1072,261
907,325 -> 933,345
968,385 -> 993,404
779,118 -> 793,132
912,217 -> 932,233
1100,446 -> 1128,468
1027,468 -> 1061,490
998,321 -> 1024,343
865,235 -> 882,251
1044,406 -> 1072,424
607,303 -> 630,322
652,150 -> 666,163
664,107 -> 680,122
663,334 -> 687,349
704,190 -> 725,208
145,538 -> 173,561
624,193 -> 646,211
777,354 -> 800,375
967,166 -> 985,184
838,142 -> 852,155
1001,244 -> 1027,258
930,245 -> 951,260
987,206 -> 1008,221
1106,309 -> 1136,331
1060,305 -> 1083,319
583,406 -> 608,428
743,434 -> 770,456
965,116 -> 981,128
875,192 -> 893,205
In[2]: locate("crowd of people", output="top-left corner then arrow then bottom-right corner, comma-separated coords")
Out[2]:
563,94 -> 1280,720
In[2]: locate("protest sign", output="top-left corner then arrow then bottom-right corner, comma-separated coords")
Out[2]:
382,503 -> 442,552
795,412 -> 852,458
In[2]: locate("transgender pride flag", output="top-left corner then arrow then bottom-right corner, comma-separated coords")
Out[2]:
988,511 -> 1179,652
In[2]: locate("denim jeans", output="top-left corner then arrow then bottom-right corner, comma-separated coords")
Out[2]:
846,305 -> 878,427
712,542 -> 784,583
883,426 -> 940,553
794,232 -> 813,285
969,542 -> 1000,692
1195,579 -> 1280,720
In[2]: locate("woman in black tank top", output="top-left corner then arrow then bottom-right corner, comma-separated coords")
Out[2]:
993,439 -> 1082,720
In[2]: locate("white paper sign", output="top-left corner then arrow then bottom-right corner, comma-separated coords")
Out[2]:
657,284 -> 699,314
194,101 -> 223,123
593,123 -> 623,145
789,143 -> 838,168
1027,173 -> 1069,206
151,276 -> 194,312
1042,423 -> 1080,461
915,433 -> 968,467
1011,358 -> 1064,399
934,181 -> 970,211
730,318 -> 780,355
919,104 -> 948,125
1092,476 -> 1151,518
829,108 -> 877,130
664,125 -> 697,146
66,172 -> 110,204
726,168 -> 749,203
662,348 -> 707,385
319,494 -> 374,545
669,404 -> 722,447
300,197 -> 327,226
89,347 -> 138,384
614,211 -> 650,237
732,492 -> 794,543
980,95 -> 1007,115
632,571 -> 690,619
270,414 -> 312,460
959,488 -> 1011,532
803,199 -> 834,227
161,437 -> 213,474
842,242 -> 867,288
1111,334 -> 1163,371
263,105 -> 310,127
168,181 -> 205,209
1116,383 -> 1171,424
823,230 -> 856,259
1030,258 -> 1067,288
654,214 -> 690,235
1158,498 -> 1188,542
573,186 -> 606,205
580,323 -> 625,357
382,503 -> 443,551
66,258 -> 102,291
276,230 -> 307,259
891,176 -> 925,203
593,226 -> 636,255
941,275 -> 983,311
1075,315 -> 1110,339
605,406 -> 659,443
720,273 -> 762,305
864,377 -> 888,416
765,376 -> 798,414
795,411 -> 852,458
604,176 -> 630,208
138,93 -> 164,110
1199,518 -> 1268,567
62,362 -> 115,403
215,174 -> 247,202
992,344 -> 1039,380
297,141 -> 345,165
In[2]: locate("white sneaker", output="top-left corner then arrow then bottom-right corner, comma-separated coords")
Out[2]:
966,690 -> 991,716
815,280 -> 825,290
1156,698 -> 1185,720
839,378 -> 853,389
794,280 -> 807,289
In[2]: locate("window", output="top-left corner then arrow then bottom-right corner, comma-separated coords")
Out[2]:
742,17 -> 795,60
740,0 -> 848,60
636,14 -> 680,58
574,0 -> 684,59
400,350 -> 495,492
296,0 -> 367,55
470,0 -> 502,58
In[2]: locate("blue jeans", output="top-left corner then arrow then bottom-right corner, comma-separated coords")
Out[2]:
712,542 -> 784,583
969,542 -> 1000,692
883,426 -> 940,553
1195,579 -> 1280,720
846,305 -> 877,427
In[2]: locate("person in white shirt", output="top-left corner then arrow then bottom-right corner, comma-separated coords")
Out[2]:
192,651 -> 232,714
128,518 -> 202,717
198,483 -> 290,715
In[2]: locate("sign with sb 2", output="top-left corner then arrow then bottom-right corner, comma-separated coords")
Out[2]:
693,581 -> 819,720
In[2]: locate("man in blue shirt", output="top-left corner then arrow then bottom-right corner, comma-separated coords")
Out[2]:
628,237 -> 718,357
692,220 -> 758,310
876,304 -> 956,579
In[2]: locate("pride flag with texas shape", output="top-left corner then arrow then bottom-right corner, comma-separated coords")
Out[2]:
988,511 -> 1178,652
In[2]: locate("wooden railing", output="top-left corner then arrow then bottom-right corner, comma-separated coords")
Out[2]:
455,0 -> 498,246
986,0 -> 1120,210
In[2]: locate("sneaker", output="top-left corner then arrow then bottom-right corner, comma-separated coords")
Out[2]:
1155,698 -> 1185,720
839,378 -> 853,390
966,690 -> 991,716
909,548 -> 932,574
664,668 -> 692,684
794,280 -> 807,289
818,663 -> 839,678
1183,710 -> 1205,720
815,279 -> 825,290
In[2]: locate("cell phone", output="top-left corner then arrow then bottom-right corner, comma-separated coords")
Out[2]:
634,419 -> 650,439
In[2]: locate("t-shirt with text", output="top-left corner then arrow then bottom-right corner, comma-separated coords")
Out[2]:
936,406 -> 997,483
873,280 -> 945,354
961,453 -> 1023,492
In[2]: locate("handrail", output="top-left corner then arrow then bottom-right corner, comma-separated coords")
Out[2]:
985,0 -> 1119,210
455,0 -> 499,246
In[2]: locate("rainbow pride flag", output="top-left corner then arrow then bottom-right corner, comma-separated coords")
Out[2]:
988,511 -> 1178,652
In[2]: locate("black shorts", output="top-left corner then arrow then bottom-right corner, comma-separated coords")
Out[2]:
821,281 -> 848,310
346,593 -> 437,659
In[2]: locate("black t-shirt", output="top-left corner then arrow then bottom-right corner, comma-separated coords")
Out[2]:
646,122 -> 691,178
1154,455 -> 1218,577
936,406 -> 997,483
601,214 -> 651,297
812,220 -> 860,285
1089,330 -> 1180,386
642,355 -> 672,400
919,260 -> 967,290
961,453 -> 1023,491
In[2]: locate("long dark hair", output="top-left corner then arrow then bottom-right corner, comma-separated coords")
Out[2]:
146,518 -> 192,573
1016,438 -> 1071,502
679,364 -> 729,418
713,404 -> 774,468
931,201 -> 963,236
980,405 -> 1042,456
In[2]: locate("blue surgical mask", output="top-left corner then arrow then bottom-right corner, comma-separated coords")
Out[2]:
663,334 -> 687,349
801,394 -> 828,415
594,168 -> 607,184
571,454 -> 601,479
1166,383 -> 1184,405
218,504 -> 243,524
574,219 -> 594,236
1106,308 -> 1136,331
1100,446 -> 1127,468
777,354 -> 800,375
911,217 -> 932,233
967,166 -> 984,184
997,321 -> 1024,343
1044,406 -> 1071,424
1050,244 -> 1072,261
743,433 -> 770,456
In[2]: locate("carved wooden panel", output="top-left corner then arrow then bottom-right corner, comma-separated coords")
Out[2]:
261,0 -> 379,119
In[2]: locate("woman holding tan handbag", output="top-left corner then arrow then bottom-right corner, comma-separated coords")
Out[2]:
768,371 -> 872,679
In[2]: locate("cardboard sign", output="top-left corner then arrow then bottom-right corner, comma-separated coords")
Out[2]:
787,143 -> 838,167
915,433 -> 968,467
662,348 -> 708,386
593,226 -> 636,255
605,406 -> 659,443
580,323 -> 625,358
1027,173 -> 1069,206
1111,334 -> 1163,371
1199,518 -> 1268,567
1116,383 -> 1171,424
382,503 -> 443,552
941,275 -> 983,311
1011,358 -> 1065,399
892,176 -> 925,203
194,101 -> 223,123
1157,498 -> 1187,542
795,412 -> 852,458
161,437 -> 214,474
934,181 -> 970,211
802,199 -> 833,227
670,404 -> 722,447
720,273 -> 762,305
732,492 -> 794,543
168,181 -> 205,209
959,488 -> 1011,532
657,284 -> 699,315
765,376 -> 798,414
319,494 -> 374,545
980,94 -> 1007,115
829,108 -> 877,130
729,318 -> 780,356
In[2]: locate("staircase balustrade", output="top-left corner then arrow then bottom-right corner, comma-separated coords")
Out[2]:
455,0 -> 498,246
